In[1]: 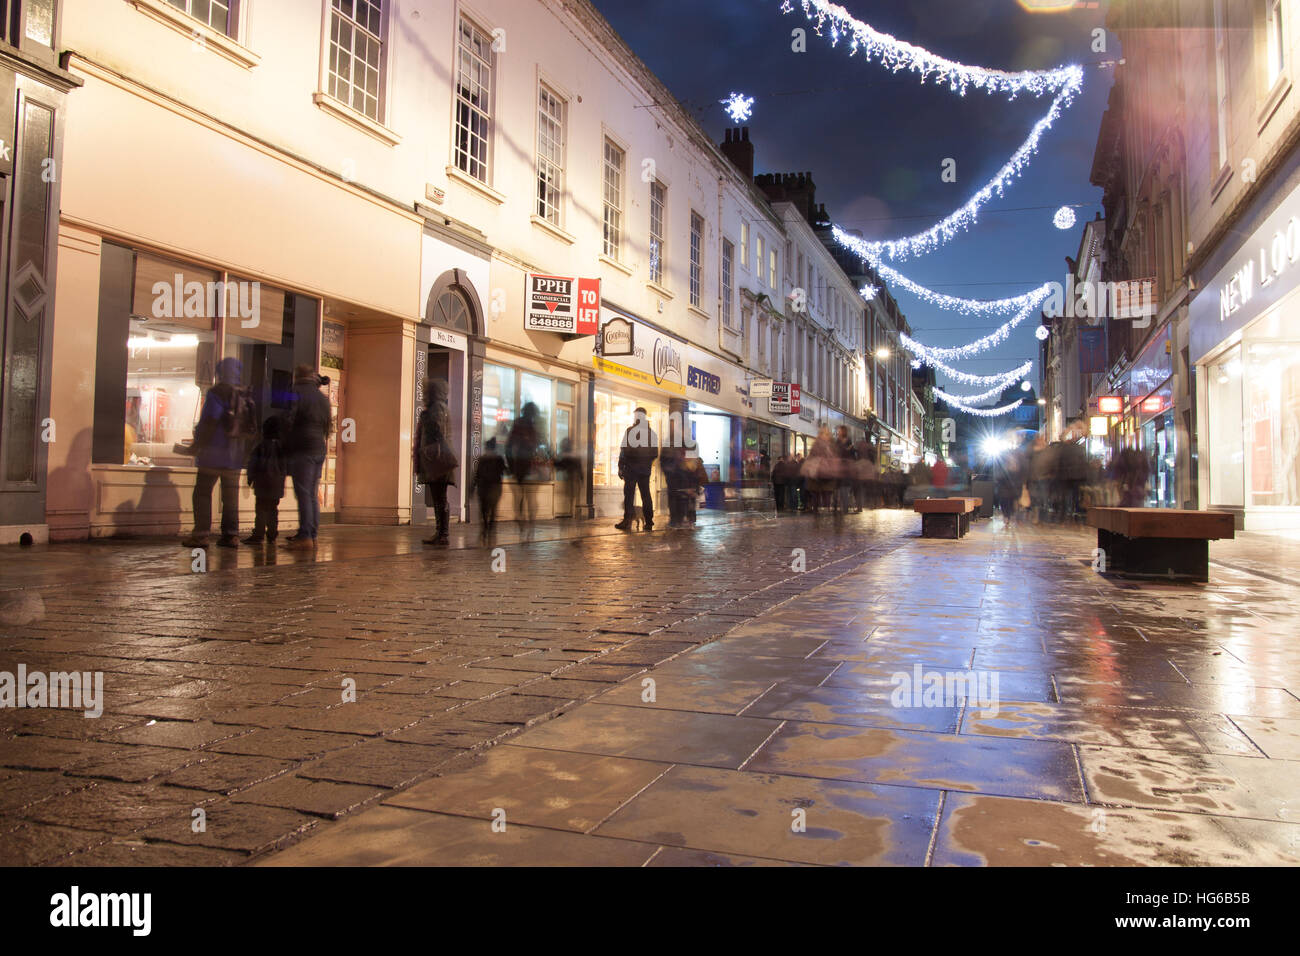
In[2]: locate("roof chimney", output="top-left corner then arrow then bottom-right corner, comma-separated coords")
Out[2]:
719,125 -> 754,179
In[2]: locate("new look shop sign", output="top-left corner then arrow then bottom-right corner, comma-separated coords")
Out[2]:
1192,182 -> 1300,361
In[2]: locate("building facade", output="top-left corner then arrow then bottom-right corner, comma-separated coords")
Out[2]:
1184,0 -> 1300,529
1089,0 -> 1194,510
33,0 -> 880,540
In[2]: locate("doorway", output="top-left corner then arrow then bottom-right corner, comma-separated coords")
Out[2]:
412,339 -> 466,525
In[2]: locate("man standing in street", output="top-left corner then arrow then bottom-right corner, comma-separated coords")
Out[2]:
615,407 -> 658,531
283,365 -> 332,549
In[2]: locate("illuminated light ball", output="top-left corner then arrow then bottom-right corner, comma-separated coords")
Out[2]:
1021,381 -> 1032,391
1053,205 -> 1077,230
1035,325 -> 1050,341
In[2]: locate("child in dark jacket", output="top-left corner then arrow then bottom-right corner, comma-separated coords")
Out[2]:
243,415 -> 288,544
472,438 -> 506,542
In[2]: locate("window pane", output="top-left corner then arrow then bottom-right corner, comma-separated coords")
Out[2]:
483,363 -> 516,445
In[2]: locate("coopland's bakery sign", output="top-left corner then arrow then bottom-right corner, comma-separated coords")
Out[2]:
592,309 -> 730,404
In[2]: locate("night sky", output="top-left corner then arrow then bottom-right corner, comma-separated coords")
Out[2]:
589,0 -> 1115,395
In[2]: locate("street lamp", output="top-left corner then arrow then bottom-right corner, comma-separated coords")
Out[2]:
876,347 -> 891,360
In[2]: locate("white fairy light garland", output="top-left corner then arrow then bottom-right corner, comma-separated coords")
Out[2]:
780,0 -> 1080,97
904,344 -> 1032,387
852,80 -> 1082,260
937,396 -> 1025,418
933,382 -> 1015,405
843,230 -> 1053,314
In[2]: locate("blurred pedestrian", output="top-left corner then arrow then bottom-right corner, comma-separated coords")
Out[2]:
505,401 -> 542,537
791,453 -> 806,510
242,414 -> 287,545
182,356 -> 254,549
615,407 -> 658,531
834,426 -> 856,513
283,365 -> 331,550
805,427 -> 838,515
554,437 -> 582,519
472,437 -> 506,543
772,455 -> 790,512
414,379 -> 456,546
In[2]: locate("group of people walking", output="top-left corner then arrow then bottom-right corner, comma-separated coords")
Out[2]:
181,359 -> 332,550
771,425 -> 913,515
990,435 -> 1151,522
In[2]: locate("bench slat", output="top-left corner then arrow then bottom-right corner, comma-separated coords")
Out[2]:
1087,507 -> 1235,540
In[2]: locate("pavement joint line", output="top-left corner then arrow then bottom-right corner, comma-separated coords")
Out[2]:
923,790 -> 948,868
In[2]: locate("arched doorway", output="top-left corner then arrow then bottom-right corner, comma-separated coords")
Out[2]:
414,270 -> 486,526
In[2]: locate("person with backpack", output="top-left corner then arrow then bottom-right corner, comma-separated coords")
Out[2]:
283,365 -> 332,550
182,356 -> 253,549
242,414 -> 288,545
414,378 -> 456,546
472,437 -> 506,543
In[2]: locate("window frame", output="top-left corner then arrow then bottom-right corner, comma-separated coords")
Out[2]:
1266,0 -> 1286,89
166,0 -> 235,37
602,137 -> 625,261
324,0 -> 388,125
689,210 -> 704,309
453,13 -> 495,184
535,82 -> 566,226
649,180 -> 667,286
721,238 -> 735,329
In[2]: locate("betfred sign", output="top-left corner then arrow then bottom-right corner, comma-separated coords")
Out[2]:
525,274 -> 600,334
769,382 -> 801,415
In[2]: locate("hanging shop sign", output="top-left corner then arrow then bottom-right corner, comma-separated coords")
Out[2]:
525,274 -> 600,334
597,316 -> 635,356
1089,416 -> 1108,437
750,379 -> 774,398
769,382 -> 801,415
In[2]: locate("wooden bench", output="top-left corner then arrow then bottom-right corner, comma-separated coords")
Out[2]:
914,497 -> 982,539
1087,507 -> 1235,582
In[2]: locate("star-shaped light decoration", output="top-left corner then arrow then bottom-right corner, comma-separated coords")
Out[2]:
721,92 -> 755,124
860,284 -> 879,301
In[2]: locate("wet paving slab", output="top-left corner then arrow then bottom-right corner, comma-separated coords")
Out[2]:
3,513 -> 1299,865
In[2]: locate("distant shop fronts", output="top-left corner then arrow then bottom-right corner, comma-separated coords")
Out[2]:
591,306 -> 811,514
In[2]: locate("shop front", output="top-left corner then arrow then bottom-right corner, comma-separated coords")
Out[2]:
591,306 -> 779,516
1191,174 -> 1300,529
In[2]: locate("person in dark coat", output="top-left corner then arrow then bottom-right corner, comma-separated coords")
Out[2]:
505,402 -> 542,535
414,379 -> 455,546
771,455 -> 789,512
472,437 -> 506,542
243,414 -> 288,545
283,365 -> 332,549
182,356 -> 249,549
615,407 -> 658,531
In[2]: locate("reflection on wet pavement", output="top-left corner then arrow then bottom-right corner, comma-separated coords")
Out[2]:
3,512 -> 1299,865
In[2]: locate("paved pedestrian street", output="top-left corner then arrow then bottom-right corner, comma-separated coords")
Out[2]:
2,513 -> 1298,867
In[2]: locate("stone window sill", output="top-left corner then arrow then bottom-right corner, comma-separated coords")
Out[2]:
129,0 -> 260,69
313,93 -> 401,146
445,165 -> 504,204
